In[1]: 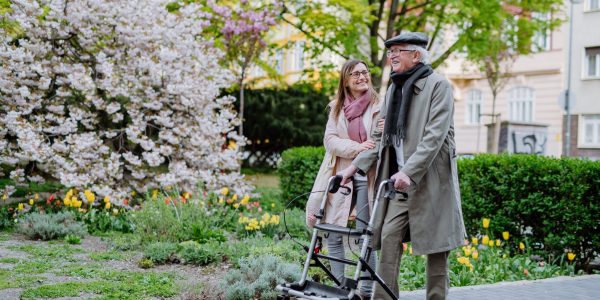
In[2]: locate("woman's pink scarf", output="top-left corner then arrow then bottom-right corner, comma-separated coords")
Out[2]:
343,92 -> 370,143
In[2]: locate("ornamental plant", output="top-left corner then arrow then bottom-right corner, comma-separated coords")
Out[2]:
0,0 -> 250,203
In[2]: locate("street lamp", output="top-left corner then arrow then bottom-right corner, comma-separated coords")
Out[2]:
565,0 -> 583,157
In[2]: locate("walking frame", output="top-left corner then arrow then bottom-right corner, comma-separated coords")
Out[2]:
276,175 -> 407,300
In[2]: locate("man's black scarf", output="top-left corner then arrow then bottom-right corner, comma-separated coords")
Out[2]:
383,63 -> 433,146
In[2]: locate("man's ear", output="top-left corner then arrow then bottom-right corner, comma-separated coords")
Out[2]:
412,51 -> 421,63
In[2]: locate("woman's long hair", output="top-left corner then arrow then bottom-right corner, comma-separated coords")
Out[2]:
332,59 -> 379,120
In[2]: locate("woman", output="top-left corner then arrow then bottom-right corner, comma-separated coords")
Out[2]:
307,59 -> 381,297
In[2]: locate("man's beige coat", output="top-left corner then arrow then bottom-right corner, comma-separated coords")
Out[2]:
353,72 -> 467,255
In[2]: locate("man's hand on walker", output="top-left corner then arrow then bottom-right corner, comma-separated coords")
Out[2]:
391,171 -> 411,190
339,165 -> 358,185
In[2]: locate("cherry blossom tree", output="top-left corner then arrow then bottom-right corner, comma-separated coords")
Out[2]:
0,0 -> 251,203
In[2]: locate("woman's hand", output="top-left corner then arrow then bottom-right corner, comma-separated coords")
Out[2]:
357,140 -> 375,152
377,118 -> 385,131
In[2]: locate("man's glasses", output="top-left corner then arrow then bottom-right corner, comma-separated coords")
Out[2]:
386,48 -> 415,56
349,70 -> 370,79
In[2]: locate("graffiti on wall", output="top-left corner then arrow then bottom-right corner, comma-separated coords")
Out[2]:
511,132 -> 547,154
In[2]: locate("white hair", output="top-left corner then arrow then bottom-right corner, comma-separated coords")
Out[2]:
406,44 -> 431,64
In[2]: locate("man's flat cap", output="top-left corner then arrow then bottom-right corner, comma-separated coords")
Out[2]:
385,32 -> 429,49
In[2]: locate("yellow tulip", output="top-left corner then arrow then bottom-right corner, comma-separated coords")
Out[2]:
488,240 -> 494,247
409,247 -> 413,255
105,202 -> 111,209
241,195 -> 250,205
17,203 -> 24,211
502,231 -> 510,240
482,235 -> 489,245
29,198 -> 34,205
131,191 -> 137,197
519,242 -> 525,251
471,237 -> 478,245
220,187 -> 229,196
64,198 -> 71,206
183,192 -> 191,199
2,194 -> 7,201
567,252 -> 575,261
472,251 -> 479,260
232,194 -> 238,201
233,203 -> 239,209
152,189 -> 158,199
103,195 -> 110,203
463,247 -> 472,257
482,218 -> 490,229
496,239 -> 501,246
84,190 -> 95,203
34,193 -> 39,200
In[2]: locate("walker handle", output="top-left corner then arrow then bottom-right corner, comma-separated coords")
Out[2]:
327,175 -> 351,195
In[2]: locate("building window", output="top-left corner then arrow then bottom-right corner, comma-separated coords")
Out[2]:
531,12 -> 551,52
586,0 -> 600,11
465,89 -> 482,124
294,41 -> 305,71
275,49 -> 284,74
585,47 -> 600,78
508,86 -> 534,122
580,115 -> 600,147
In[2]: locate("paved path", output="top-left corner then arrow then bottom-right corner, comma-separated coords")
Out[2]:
396,274 -> 599,300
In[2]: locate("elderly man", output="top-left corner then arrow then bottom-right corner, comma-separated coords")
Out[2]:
340,32 -> 466,300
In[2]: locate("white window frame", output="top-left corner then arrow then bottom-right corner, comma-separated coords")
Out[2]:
275,49 -> 284,74
584,47 -> 600,78
585,0 -> 600,11
578,115 -> 600,148
294,41 -> 305,71
531,12 -> 551,52
507,86 -> 535,123
465,89 -> 482,125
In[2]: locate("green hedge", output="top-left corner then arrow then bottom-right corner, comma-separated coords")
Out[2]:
459,154 -> 599,269
277,146 -> 325,209
278,148 -> 600,269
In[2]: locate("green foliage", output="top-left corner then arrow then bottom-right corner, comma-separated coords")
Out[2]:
221,254 -> 301,300
280,208 -> 310,240
81,208 -> 134,234
132,196 -> 231,244
0,178 -> 63,197
64,234 -> 81,245
458,154 -> 600,270
0,205 -> 15,229
278,146 -> 325,209
225,85 -> 330,168
143,242 -> 178,264
177,240 -> 221,266
138,258 -> 154,269
17,211 -> 86,240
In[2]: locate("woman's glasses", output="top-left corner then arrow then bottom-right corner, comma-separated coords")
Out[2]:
349,70 -> 370,79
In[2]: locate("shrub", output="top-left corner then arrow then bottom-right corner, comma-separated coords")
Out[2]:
143,242 -> 178,264
278,146 -> 325,209
225,84 -> 330,168
221,254 -> 301,300
458,154 -> 600,269
177,241 -> 221,266
17,211 -> 86,240
0,206 -> 15,230
279,208 -> 310,240
81,209 -> 134,234
64,234 -> 81,245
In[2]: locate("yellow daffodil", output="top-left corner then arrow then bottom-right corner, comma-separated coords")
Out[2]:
496,239 -> 501,246
471,237 -> 478,245
66,189 -> 73,198
105,202 -> 111,209
29,198 -> 34,205
457,256 -> 469,265
482,218 -> 490,229
84,190 -> 95,203
270,215 -> 280,225
64,197 -> 72,206
488,240 -> 494,247
73,200 -> 82,208
472,251 -> 479,260
34,193 -> 39,200
567,252 -> 575,261
240,195 -> 250,205
519,242 -> 525,251
17,203 -> 24,211
103,195 -> 110,203
482,235 -> 489,246
502,231 -> 510,240
220,187 -> 229,196
463,247 -> 472,257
